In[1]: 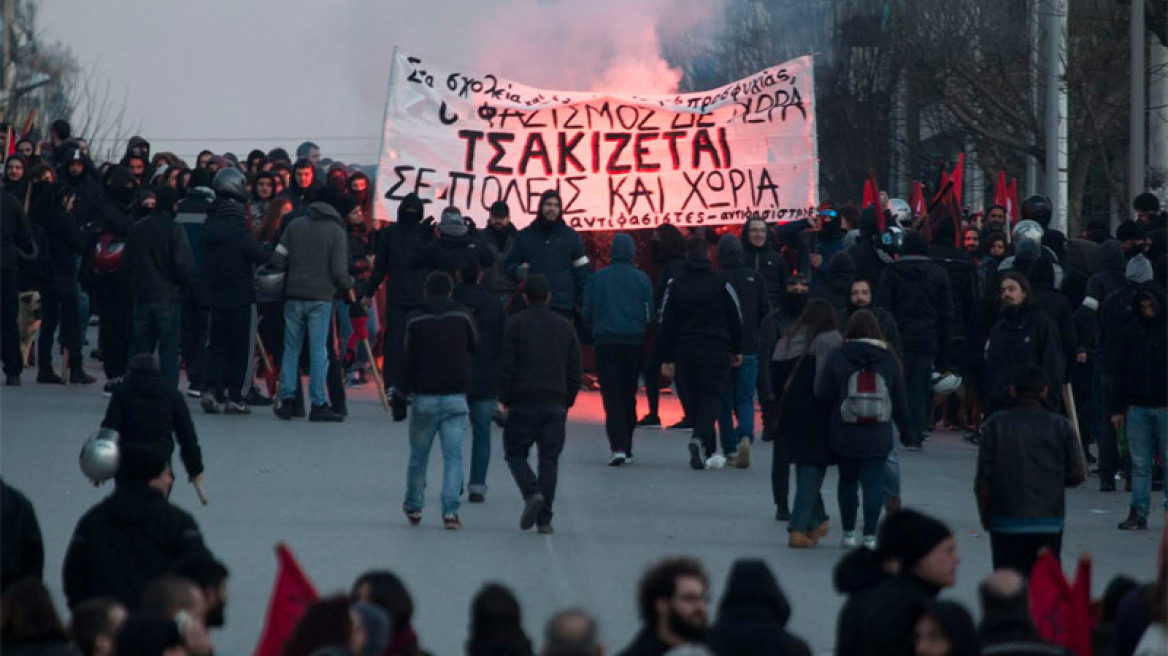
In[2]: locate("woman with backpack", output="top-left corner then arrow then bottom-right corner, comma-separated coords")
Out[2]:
816,309 -> 911,549
770,298 -> 841,548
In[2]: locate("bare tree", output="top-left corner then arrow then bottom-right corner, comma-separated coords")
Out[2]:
65,60 -> 140,162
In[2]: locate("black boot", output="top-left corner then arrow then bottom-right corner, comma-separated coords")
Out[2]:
1117,509 -> 1147,531
37,369 -> 63,384
309,404 -> 344,423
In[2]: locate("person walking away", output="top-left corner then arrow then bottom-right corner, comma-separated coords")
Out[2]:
983,272 -> 1064,414
877,230 -> 955,449
271,201 -> 354,422
497,275 -> 582,534
90,166 -> 139,395
656,238 -> 744,471
399,272 -> 477,530
453,261 -> 505,503
583,234 -> 654,466
125,188 -> 191,388
200,169 -> 271,414
975,366 -> 1085,573
977,569 -> 1073,656
715,234 -> 770,468
175,172 -> 215,399
706,559 -> 812,656
639,223 -> 687,429
1111,282 -> 1168,531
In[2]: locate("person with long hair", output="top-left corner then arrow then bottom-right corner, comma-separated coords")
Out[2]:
983,271 -> 1064,414
771,298 -> 841,548
817,310 -> 910,548
248,171 -> 277,227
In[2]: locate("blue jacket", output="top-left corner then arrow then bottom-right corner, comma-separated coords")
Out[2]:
583,234 -> 654,345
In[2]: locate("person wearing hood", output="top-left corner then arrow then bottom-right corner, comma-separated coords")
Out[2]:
200,169 -> 272,415
814,203 -> 849,276
740,217 -> 788,308
366,192 -> 433,400
3,153 -> 30,201
975,366 -> 1085,573
54,144 -> 102,227
1117,220 -> 1148,262
91,165 -> 140,394
0,479 -> 44,593
282,158 -> 323,211
816,310 -> 911,548
481,201 -> 519,302
1024,255 -> 1076,385
656,237 -> 744,471
977,570 -> 1072,655
983,272 -> 1064,413
583,233 -> 654,466
811,250 -> 855,323
409,206 -> 495,275
63,436 -> 209,609
1109,282 -> 1167,531
272,200 -> 354,423
928,215 -> 978,350
125,187 -> 192,389
876,230 -> 955,449
913,601 -> 979,656
640,222 -> 688,429
249,171 -> 277,226
505,190 -> 592,317
175,169 -> 216,399
845,207 -> 892,296
335,190 -> 377,386
835,509 -> 959,656
1133,191 -> 1167,259
706,559 -> 811,656
715,234 -> 770,468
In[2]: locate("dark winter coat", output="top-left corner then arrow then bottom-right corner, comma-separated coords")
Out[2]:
35,202 -> 84,286
125,208 -> 193,303
55,144 -> 105,228
367,195 -> 431,307
62,482 -> 208,609
835,574 -> 941,656
201,198 -> 271,307
845,238 -> 890,296
876,255 -> 955,357
582,234 -> 654,346
755,295 -> 809,404
271,202 -> 353,301
401,298 -> 477,397
101,367 -> 203,480
482,223 -> 518,296
409,230 -> 495,276
505,217 -> 592,313
811,250 -> 855,324
707,560 -> 812,656
656,259 -> 744,361
978,594 -> 1073,656
1,190 -> 33,273
453,282 -> 506,400
1027,257 -> 1077,381
0,480 -> 44,593
816,339 -> 911,460
497,305 -> 582,408
740,220 -> 788,309
974,398 -> 1085,532
983,302 -> 1065,411
771,329 -> 841,465
929,241 -> 980,341
718,235 -> 771,354
614,629 -> 670,656
1109,283 -> 1167,413
175,187 -> 214,283
1081,240 -> 1127,313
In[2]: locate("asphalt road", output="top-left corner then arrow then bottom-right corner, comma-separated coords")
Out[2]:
1,368 -> 1162,655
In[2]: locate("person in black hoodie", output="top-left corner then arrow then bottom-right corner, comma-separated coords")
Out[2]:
1025,255 -> 1076,386
740,217 -> 788,309
1110,282 -> 1168,531
409,206 -> 495,275
482,201 -> 518,302
845,207 -> 892,296
715,234 -> 770,468
3,153 -> 30,201
281,158 -> 321,211
983,272 -> 1064,414
977,570 -> 1072,656
657,237 -> 744,471
504,190 -> 592,317
1,190 -> 34,385
706,559 -> 811,656
91,165 -> 139,395
200,169 -> 271,414
63,439 -> 209,610
877,230 -> 954,448
0,479 -> 43,593
453,261 -> 505,503
811,250 -> 855,323
928,216 -> 979,350
639,222 -> 687,428
125,187 -> 192,389
366,192 -> 431,398
55,144 -> 104,229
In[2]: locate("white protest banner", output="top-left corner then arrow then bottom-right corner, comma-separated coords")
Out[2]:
375,51 -> 818,230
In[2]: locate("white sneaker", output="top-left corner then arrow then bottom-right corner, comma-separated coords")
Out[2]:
841,531 -> 859,548
861,535 -> 877,550
608,452 -> 628,466
624,455 -> 634,465
705,454 -> 727,470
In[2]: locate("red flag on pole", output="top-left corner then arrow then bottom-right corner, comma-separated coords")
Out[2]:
949,153 -> 965,205
1007,178 -> 1019,226
862,170 -> 883,231
253,544 -> 320,656
908,181 -> 925,219
992,171 -> 1009,212
1030,551 -> 1094,656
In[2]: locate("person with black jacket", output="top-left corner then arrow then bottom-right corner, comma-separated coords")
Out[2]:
63,443 -> 209,610
409,207 -> 494,276
983,272 -> 1065,414
482,201 -> 518,302
706,559 -> 811,656
1110,283 -> 1168,531
452,261 -> 505,503
0,479 -> 44,593
975,366 -> 1085,573
497,275 -> 582,534
845,279 -> 901,355
740,217 -> 788,309
281,158 -> 322,212
200,169 -> 271,414
811,250 -> 855,323
977,570 -> 1073,656
657,238 -> 744,471
55,144 -> 105,229
90,166 -> 139,395
125,187 -> 192,389
399,272 -> 477,530
715,234 -> 770,469
877,230 -> 955,449
927,217 -> 979,350
175,174 -> 215,399
845,207 -> 892,296
504,190 -> 592,318
639,223 -> 687,428
365,193 -> 431,398
1025,256 -> 1077,385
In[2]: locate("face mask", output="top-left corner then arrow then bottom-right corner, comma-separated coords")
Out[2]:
784,292 -> 808,315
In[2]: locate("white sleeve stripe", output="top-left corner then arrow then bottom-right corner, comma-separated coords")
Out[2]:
275,244 -> 289,256
1081,297 -> 1099,311
573,256 -> 590,267
725,282 -> 743,320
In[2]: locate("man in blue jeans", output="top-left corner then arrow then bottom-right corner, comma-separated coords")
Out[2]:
1110,284 -> 1167,530
452,261 -> 505,503
271,201 -> 353,422
400,272 -> 478,529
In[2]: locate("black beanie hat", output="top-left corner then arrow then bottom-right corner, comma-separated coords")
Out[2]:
903,230 -> 928,256
876,508 -> 953,571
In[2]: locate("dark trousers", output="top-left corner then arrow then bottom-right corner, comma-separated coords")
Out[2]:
644,342 -> 688,418
205,304 -> 255,403
181,287 -> 210,390
676,349 -> 731,455
95,278 -> 133,380
1,271 -> 21,376
903,352 -> 934,445
838,458 -> 886,535
1098,366 -> 1121,479
504,403 -> 567,526
383,304 -> 417,391
132,300 -> 182,388
597,344 -> 643,454
990,531 -> 1062,575
771,432 -> 791,510
38,279 -> 81,374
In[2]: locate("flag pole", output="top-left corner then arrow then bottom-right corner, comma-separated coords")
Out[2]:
373,46 -> 400,224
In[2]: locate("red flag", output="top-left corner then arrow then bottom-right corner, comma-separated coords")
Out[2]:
1030,551 -> 1094,656
253,544 -> 320,656
949,153 -> 964,204
862,170 -> 883,231
908,181 -> 925,219
1008,178 -> 1019,226
19,109 -> 36,139
992,171 -> 1009,212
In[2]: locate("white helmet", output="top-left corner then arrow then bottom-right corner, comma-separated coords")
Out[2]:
888,198 -> 912,227
254,265 -> 286,302
1013,220 -> 1044,245
80,429 -> 120,483
931,371 -> 963,395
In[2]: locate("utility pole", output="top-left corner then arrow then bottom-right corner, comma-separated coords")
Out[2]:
1044,0 -> 1068,234
1027,0 -> 1041,196
1129,0 -> 1148,223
